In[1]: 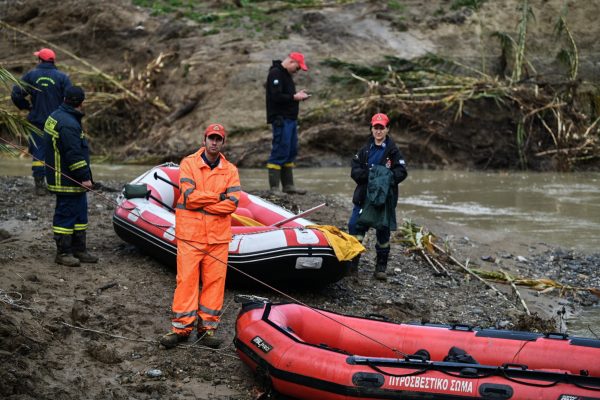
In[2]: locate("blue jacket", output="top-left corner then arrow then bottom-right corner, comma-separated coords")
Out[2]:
43,104 -> 92,194
11,62 -> 72,127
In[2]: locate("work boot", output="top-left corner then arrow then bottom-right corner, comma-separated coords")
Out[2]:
34,176 -> 47,196
72,231 -> 99,263
197,329 -> 223,349
54,234 -> 80,267
160,331 -> 189,349
374,245 -> 389,281
281,166 -> 306,195
55,252 -> 81,267
268,168 -> 283,194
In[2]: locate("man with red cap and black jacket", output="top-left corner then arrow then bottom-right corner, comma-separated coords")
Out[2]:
348,113 -> 407,280
44,86 -> 97,267
11,48 -> 72,195
160,123 -> 241,349
265,52 -> 310,194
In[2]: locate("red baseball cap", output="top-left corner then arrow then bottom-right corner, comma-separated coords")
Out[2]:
371,113 -> 390,127
34,48 -> 56,62
204,123 -> 226,140
289,52 -> 308,71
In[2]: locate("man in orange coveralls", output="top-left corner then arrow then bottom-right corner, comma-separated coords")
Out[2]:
160,123 -> 241,349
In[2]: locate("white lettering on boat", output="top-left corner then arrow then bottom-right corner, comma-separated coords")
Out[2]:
388,376 -> 473,394
251,336 -> 273,353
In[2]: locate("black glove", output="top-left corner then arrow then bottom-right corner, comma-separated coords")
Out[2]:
219,193 -> 227,201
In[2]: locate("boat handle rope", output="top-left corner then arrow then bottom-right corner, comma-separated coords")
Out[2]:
365,361 -> 432,378
0,136 -> 409,358
359,358 -> 600,390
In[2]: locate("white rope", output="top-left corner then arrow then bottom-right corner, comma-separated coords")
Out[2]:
0,288 -> 39,312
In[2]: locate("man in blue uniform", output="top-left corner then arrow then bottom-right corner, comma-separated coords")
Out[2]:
265,52 -> 310,194
44,86 -> 97,267
11,48 -> 72,195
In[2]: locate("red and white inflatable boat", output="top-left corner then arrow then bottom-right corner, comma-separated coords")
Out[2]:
235,300 -> 600,400
112,163 -> 350,285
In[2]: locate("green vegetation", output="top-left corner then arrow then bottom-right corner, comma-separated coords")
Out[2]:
450,0 -> 487,11
387,0 -> 405,12
131,0 -> 358,38
0,68 -> 40,153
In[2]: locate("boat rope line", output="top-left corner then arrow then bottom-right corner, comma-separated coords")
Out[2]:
0,137 -> 433,358
363,359 -> 600,390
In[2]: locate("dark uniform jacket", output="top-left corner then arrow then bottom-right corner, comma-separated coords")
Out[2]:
11,62 -> 72,127
43,104 -> 92,194
265,60 -> 298,123
350,135 -> 407,207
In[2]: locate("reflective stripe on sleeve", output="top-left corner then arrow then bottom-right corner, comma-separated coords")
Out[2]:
69,160 -> 87,171
225,185 -> 241,194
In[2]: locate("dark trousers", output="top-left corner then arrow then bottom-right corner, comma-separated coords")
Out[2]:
348,204 -> 390,245
53,193 -> 88,235
29,122 -> 46,178
267,118 -> 298,167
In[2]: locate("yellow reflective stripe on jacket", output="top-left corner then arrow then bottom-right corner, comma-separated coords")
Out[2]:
44,117 -> 59,138
32,160 -> 44,167
69,160 -> 87,171
47,184 -> 86,193
74,224 -> 88,231
53,226 -> 74,234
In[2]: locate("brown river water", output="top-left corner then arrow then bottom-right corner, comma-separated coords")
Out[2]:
2,158 -> 598,335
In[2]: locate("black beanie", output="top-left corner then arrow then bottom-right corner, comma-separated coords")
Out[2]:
64,86 -> 85,106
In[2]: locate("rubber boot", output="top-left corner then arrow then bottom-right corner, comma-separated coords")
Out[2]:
268,168 -> 283,194
374,245 -> 389,281
34,176 -> 48,196
281,166 -> 306,195
348,254 -> 361,276
54,234 -> 80,267
72,231 -> 99,263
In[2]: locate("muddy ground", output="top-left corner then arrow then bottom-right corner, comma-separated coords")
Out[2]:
1,175 -> 598,399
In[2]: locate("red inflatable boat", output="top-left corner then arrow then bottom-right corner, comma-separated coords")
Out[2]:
112,163 -> 350,285
234,300 -> 600,400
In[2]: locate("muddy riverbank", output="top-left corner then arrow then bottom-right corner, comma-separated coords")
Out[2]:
0,175 -> 598,399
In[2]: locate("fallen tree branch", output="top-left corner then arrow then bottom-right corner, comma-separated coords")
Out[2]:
432,243 -> 511,303
503,271 -> 531,315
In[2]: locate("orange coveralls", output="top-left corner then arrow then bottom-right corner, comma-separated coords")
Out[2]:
171,148 -> 240,335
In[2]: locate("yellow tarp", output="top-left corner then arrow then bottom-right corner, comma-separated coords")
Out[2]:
232,213 -> 264,227
307,225 -> 365,261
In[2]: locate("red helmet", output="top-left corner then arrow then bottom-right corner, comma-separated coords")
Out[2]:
204,123 -> 226,141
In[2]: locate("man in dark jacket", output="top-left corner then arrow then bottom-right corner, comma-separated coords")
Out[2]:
44,86 -> 97,267
11,48 -> 72,195
348,113 -> 407,280
265,52 -> 310,194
